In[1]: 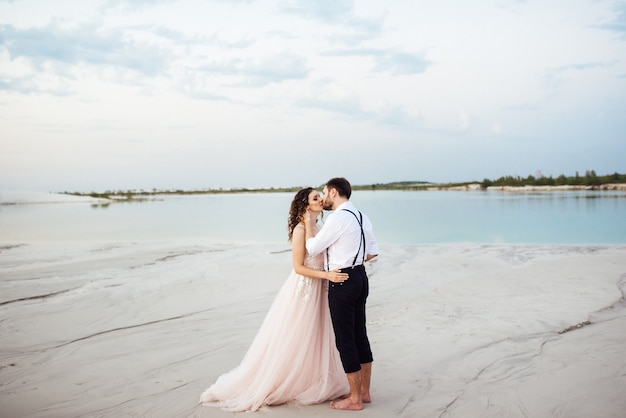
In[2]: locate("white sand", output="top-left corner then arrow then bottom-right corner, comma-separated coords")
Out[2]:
1,241 -> 625,417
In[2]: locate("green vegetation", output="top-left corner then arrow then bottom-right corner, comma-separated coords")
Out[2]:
352,181 -> 432,191
72,186 -> 307,200
480,171 -> 626,189
61,171 -> 625,200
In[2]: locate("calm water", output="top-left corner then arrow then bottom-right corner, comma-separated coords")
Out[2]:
1,191 -> 625,245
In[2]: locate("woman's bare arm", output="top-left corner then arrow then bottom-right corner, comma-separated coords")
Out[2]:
292,224 -> 348,283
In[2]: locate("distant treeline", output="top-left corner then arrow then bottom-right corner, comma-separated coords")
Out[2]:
480,170 -> 626,188
63,186 -> 305,200
61,171 -> 625,199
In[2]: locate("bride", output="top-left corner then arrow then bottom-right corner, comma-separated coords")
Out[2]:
199,187 -> 350,412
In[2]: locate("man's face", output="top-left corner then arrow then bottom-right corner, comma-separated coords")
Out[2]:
321,186 -> 334,210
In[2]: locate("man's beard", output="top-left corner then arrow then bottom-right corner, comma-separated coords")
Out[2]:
323,201 -> 333,210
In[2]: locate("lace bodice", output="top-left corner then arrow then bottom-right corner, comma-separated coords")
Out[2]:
304,252 -> 324,270
297,251 -> 326,301
294,223 -> 326,301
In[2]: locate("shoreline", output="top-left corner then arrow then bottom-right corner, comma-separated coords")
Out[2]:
1,241 -> 625,417
429,183 -> 626,191
2,184 -> 626,206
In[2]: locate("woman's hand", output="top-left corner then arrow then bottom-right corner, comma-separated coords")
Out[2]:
326,269 -> 349,283
302,209 -> 312,228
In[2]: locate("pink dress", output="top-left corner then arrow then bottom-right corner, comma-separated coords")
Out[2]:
199,247 -> 348,412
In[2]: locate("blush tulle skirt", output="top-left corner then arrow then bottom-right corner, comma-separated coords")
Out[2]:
199,268 -> 348,412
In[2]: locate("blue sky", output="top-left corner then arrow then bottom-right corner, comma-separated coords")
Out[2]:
1,0 -> 625,192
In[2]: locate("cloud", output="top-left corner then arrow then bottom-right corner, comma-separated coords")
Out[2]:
294,85 -> 423,130
503,103 -> 540,112
596,1 -> 626,36
542,59 -> 619,92
0,23 -> 168,76
324,47 -> 432,75
297,94 -> 371,120
553,61 -> 616,72
194,51 -> 310,87
102,0 -> 177,12
373,51 -> 432,75
0,74 -> 72,95
281,0 -> 354,23
281,0 -> 385,46
376,105 -> 423,128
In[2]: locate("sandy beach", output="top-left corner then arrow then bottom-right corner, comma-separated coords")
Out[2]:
1,240 -> 625,418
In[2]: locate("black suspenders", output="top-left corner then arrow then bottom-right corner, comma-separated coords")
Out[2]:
325,209 -> 366,270
342,209 -> 366,267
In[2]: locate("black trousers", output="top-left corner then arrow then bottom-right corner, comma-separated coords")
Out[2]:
328,264 -> 373,373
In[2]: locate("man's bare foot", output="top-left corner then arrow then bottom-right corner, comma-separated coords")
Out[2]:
341,393 -> 371,403
330,397 -> 363,410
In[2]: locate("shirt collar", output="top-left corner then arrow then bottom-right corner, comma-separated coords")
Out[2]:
335,201 -> 353,211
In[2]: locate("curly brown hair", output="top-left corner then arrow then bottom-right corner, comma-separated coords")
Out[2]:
288,187 -> 315,241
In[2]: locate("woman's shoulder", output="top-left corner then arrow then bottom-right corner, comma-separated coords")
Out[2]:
291,223 -> 306,249
292,223 -> 305,238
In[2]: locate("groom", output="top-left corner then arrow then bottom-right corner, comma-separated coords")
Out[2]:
304,177 -> 379,411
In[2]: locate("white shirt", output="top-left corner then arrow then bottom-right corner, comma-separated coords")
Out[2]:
306,201 -> 379,270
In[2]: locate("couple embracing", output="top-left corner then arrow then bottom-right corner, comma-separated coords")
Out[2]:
199,177 -> 379,412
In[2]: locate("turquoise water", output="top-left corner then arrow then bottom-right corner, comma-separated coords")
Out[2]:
357,190 -> 626,244
1,190 -> 625,244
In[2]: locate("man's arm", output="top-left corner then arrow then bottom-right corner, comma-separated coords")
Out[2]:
365,254 -> 378,262
304,213 -> 342,257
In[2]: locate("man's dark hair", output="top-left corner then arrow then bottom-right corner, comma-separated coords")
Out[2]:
326,177 -> 352,199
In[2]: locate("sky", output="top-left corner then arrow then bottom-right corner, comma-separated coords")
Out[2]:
1,0 -> 625,192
